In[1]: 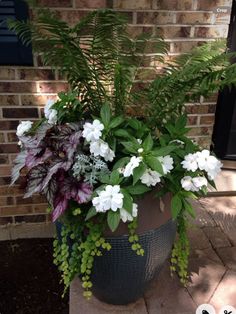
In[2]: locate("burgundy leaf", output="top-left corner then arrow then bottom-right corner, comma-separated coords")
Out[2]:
24,165 -> 47,198
25,148 -> 52,169
52,194 -> 68,222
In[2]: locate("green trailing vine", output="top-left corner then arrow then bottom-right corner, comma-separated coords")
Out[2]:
128,218 -> 144,256
170,214 -> 190,285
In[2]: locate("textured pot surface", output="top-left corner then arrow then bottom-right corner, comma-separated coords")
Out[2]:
91,190 -> 176,305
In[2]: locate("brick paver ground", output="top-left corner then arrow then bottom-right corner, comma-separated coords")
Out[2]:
70,197 -> 236,314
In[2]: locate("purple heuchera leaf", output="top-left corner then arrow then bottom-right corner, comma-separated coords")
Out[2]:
11,150 -> 27,184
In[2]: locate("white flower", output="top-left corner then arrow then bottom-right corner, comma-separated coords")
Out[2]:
195,150 -> 222,180
181,153 -> 198,172
44,99 -> 57,124
181,176 -> 197,192
123,156 -> 142,177
82,119 -> 104,142
192,176 -> 208,189
138,148 -> 144,153
137,139 -> 142,144
90,139 -> 115,162
120,203 -> 138,223
141,168 -> 162,187
158,155 -> 174,174
169,139 -> 185,146
16,121 -> 33,137
181,175 -> 207,192
92,185 -> 124,213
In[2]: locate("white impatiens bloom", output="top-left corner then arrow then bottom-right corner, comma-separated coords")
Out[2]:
181,176 -> 197,192
44,99 -> 57,124
90,139 -> 115,162
141,168 -> 162,187
181,175 -> 208,192
120,203 -> 138,223
123,156 -> 142,177
82,119 -> 104,142
92,185 -> 124,213
158,155 -> 174,174
16,121 -> 33,137
181,153 -> 198,172
192,176 -> 208,189
195,150 -> 223,180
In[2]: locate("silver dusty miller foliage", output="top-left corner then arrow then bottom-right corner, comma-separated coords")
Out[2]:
72,154 -> 110,185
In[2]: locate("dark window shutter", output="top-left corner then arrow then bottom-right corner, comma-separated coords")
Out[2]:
0,0 -> 33,65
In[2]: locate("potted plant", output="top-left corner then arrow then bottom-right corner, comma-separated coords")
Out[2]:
10,8 -> 236,305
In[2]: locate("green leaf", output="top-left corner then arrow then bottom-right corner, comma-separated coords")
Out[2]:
126,184 -> 151,195
113,157 -> 130,170
99,174 -> 111,184
109,116 -> 124,129
107,211 -> 120,232
128,119 -> 141,130
152,146 -> 176,156
183,199 -> 196,218
121,141 -> 139,154
85,207 -> 97,221
175,115 -> 187,129
110,170 -> 120,185
133,163 -> 147,185
208,179 -> 216,189
145,155 -> 164,175
100,103 -> 111,127
114,129 -> 132,139
121,190 -> 133,214
171,194 -> 182,219
143,133 -> 153,151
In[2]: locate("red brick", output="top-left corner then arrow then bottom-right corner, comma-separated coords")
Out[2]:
18,69 -> 55,81
0,144 -> 19,154
126,25 -> 154,38
0,95 -> 19,106
2,108 -> 38,119
0,176 -> 11,186
0,185 -> 23,195
0,121 -> 19,131
187,116 -> 198,125
0,155 -> 9,164
194,26 -> 229,38
34,204 -> 48,213
75,0 -> 107,8
176,13 -> 213,25
171,41 -> 206,53
15,214 -> 46,223
0,82 -> 37,93
16,195 -> 46,205
0,133 -> 5,143
21,95 -> 57,106
200,115 -> 215,125
158,26 -> 191,38
152,0 -> 192,10
56,10 -> 88,26
7,133 -> 18,143
0,196 -> 14,206
36,0 -> 72,7
197,0 -> 232,10
197,137 -> 211,148
186,104 -> 216,114
137,12 -> 174,24
0,165 -> 12,176
38,82 -> 68,93
188,126 -> 213,136
0,68 -> 15,80
0,205 -> 33,216
0,216 -> 13,224
113,0 -> 152,9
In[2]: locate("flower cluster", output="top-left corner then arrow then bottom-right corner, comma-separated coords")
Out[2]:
82,120 -> 115,162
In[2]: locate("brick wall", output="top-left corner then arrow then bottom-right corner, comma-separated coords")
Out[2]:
0,0 -> 233,226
